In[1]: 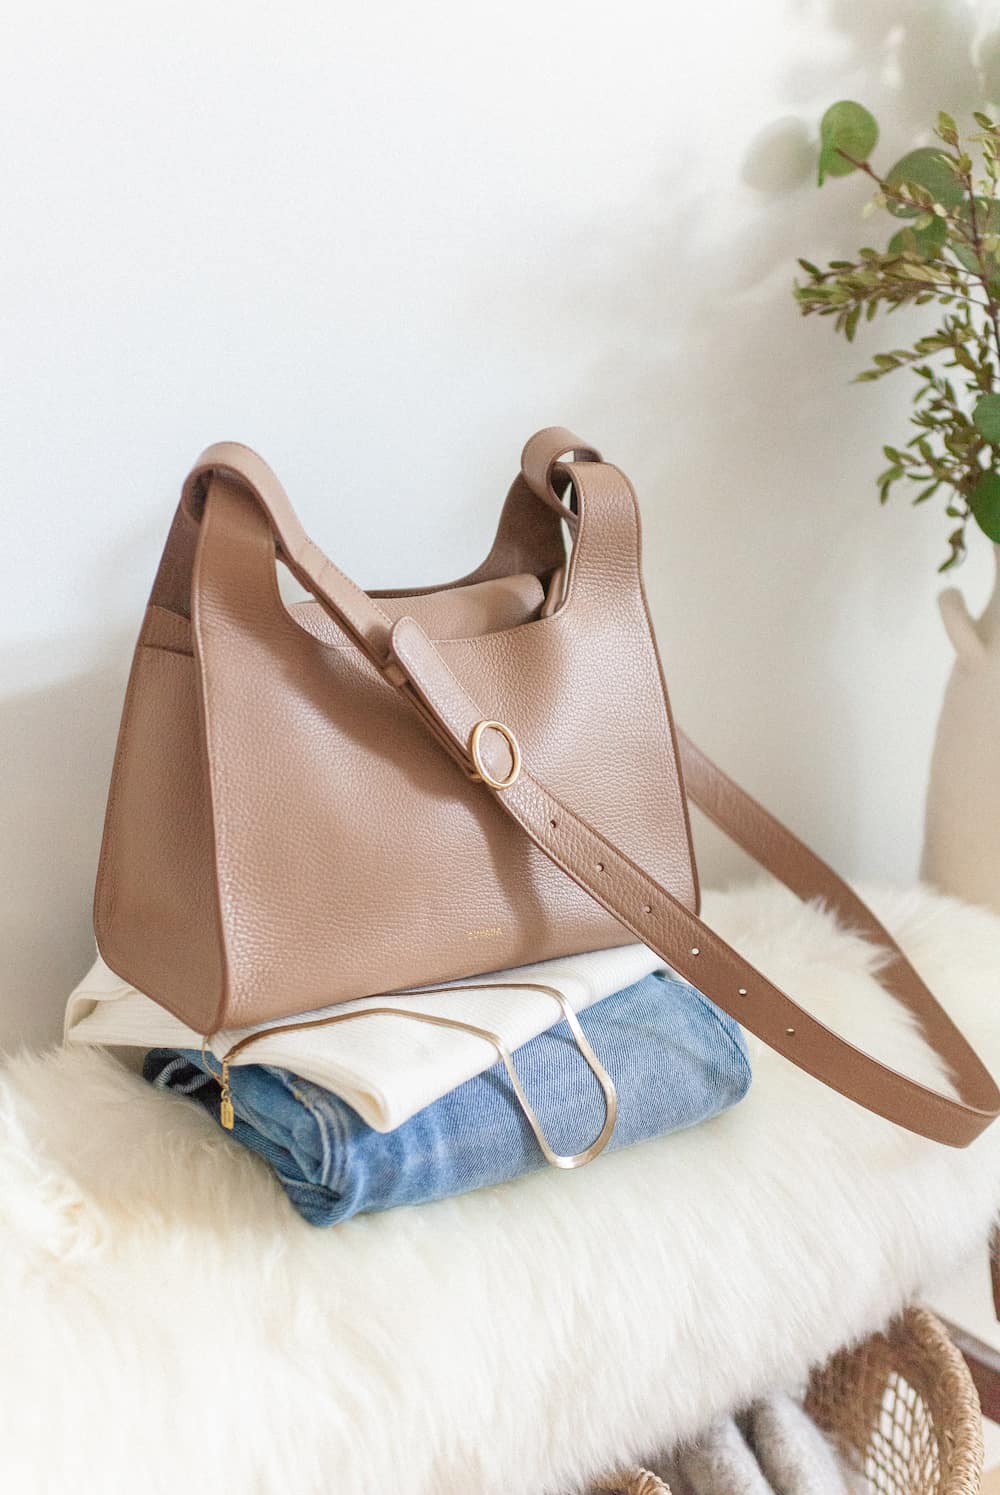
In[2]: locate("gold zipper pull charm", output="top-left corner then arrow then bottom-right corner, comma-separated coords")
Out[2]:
219,1059 -> 235,1131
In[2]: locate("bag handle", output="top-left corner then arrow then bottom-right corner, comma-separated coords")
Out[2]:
182,441 -> 399,663
182,438 -> 1000,1148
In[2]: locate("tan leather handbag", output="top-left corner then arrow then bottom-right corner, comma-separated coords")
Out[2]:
94,427 -> 1000,1147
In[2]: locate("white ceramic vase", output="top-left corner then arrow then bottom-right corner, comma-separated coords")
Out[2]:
922,544 -> 1000,913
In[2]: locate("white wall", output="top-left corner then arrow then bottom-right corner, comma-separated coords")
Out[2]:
2,0 -> 996,1047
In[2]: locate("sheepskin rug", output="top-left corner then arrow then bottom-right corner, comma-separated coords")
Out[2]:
3,883 -> 1000,1495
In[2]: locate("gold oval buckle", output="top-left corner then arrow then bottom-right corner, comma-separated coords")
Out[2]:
469,719 -> 521,790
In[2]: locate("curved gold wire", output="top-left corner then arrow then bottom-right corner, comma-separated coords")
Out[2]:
200,1031 -> 223,1081
211,981 -> 618,1170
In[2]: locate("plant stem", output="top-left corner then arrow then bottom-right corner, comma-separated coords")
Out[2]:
834,148 -> 975,240
957,157 -> 1000,371
833,143 -> 1000,379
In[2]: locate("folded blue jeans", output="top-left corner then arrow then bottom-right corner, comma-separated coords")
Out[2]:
143,971 -> 750,1227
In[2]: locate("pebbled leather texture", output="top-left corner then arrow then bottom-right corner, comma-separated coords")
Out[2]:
95,436 -> 694,1033
93,429 -> 1000,1145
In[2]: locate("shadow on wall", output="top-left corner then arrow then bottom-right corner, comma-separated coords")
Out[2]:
1,645 -> 129,1051
499,0 -> 1000,886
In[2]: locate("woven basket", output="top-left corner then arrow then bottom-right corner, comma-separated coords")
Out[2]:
592,1308 -> 983,1495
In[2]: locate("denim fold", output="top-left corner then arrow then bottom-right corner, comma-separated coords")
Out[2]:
144,971 -> 750,1227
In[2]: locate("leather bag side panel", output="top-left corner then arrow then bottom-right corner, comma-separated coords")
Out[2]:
93,623 -> 226,1031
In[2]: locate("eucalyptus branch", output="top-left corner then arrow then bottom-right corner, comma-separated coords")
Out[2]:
956,147 -> 1000,365
798,104 -> 1000,570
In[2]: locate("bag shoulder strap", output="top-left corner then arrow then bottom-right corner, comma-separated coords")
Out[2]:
388,614 -> 999,1146
183,438 -> 1000,1148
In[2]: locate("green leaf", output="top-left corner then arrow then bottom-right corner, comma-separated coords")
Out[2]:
951,198 -> 1000,272
971,471 -> 1000,540
939,526 -> 968,571
973,394 -> 1000,443
887,215 -> 947,258
818,101 -> 878,185
884,148 -> 964,218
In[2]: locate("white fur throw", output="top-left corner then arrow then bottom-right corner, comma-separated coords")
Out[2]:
4,884 -> 1000,1495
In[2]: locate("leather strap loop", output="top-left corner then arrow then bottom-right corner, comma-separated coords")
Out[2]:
521,426 -> 602,510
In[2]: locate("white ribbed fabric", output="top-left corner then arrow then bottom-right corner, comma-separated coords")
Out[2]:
64,944 -> 664,1132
